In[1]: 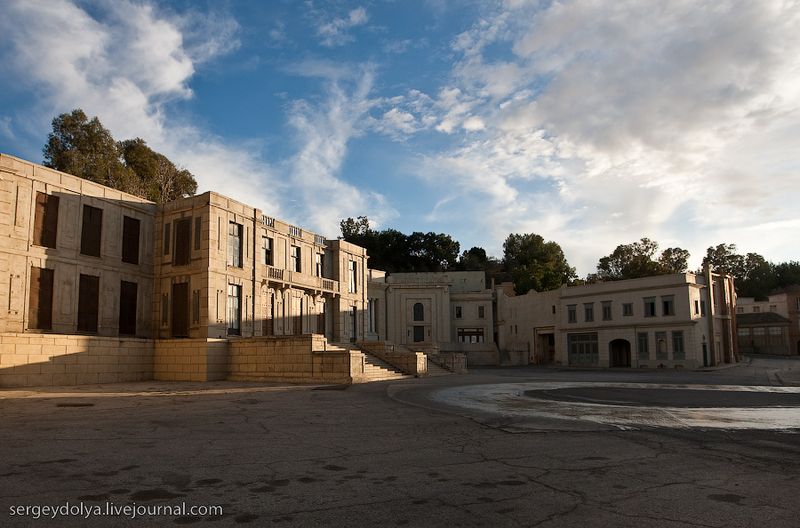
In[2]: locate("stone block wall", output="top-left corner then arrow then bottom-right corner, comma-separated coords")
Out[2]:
228,334 -> 354,384
153,339 -> 229,382
0,333 -> 154,387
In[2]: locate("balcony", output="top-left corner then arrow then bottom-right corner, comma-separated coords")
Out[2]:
264,265 -> 340,294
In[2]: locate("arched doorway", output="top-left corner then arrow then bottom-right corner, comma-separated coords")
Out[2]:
609,339 -> 631,367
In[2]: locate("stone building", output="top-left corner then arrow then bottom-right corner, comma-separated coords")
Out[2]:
736,292 -> 800,355
0,153 -> 377,387
496,272 -> 738,369
367,270 -> 497,365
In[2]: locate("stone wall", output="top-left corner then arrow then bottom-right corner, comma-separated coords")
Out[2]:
0,333 -> 153,387
153,339 -> 229,382
228,334 -> 356,384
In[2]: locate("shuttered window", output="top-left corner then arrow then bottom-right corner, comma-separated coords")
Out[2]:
119,281 -> 137,335
228,222 -> 243,268
174,218 -> 192,266
163,223 -> 171,256
121,216 -> 140,264
33,192 -> 59,248
28,267 -> 54,330
80,205 -> 102,257
194,216 -> 202,250
77,274 -> 100,333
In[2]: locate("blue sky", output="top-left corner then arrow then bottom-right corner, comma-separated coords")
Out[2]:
1,0 -> 799,275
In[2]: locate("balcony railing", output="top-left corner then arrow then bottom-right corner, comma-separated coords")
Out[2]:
265,265 -> 339,293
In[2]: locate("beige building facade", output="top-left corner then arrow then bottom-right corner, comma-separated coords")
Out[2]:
736,292 -> 800,355
497,272 -> 738,369
0,153 -> 371,387
367,270 -> 498,365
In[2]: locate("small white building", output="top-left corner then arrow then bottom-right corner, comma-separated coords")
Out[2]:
496,272 -> 738,369
367,270 -> 498,365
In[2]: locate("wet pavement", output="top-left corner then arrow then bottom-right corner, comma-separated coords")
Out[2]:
1,355 -> 799,527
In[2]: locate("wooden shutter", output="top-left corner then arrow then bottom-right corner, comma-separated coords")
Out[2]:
118,281 -> 137,335
77,274 -> 99,332
121,216 -> 140,264
174,218 -> 192,266
80,205 -> 102,257
28,267 -> 54,330
33,192 -> 59,248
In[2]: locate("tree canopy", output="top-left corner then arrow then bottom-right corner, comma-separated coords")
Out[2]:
43,109 -> 197,203
502,233 -> 576,295
593,238 -> 690,281
702,243 -> 799,299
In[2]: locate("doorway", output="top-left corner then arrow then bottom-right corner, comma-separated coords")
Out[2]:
609,338 -> 631,367
171,282 -> 189,337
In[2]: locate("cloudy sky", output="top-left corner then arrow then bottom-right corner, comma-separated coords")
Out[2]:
1,0 -> 798,275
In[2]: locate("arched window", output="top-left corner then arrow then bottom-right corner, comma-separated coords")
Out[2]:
413,302 -> 424,321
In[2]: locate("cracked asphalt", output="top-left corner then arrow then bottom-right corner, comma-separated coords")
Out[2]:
1,356 -> 799,527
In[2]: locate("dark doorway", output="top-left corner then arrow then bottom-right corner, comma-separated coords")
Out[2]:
171,282 -> 189,337
413,325 -> 424,342
609,339 -> 631,367
351,306 -> 358,342
537,333 -> 555,364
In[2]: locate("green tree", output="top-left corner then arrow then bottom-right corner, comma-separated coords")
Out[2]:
595,238 -> 663,281
407,232 -> 460,272
458,247 -> 489,271
118,138 -> 197,203
503,233 -> 575,294
43,108 -> 135,191
658,247 -> 691,274
43,109 -> 197,202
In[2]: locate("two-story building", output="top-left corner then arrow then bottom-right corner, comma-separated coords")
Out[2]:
496,272 -> 738,369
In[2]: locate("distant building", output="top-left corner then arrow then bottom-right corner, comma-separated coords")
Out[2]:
496,272 -> 738,368
367,270 -> 498,365
737,292 -> 800,355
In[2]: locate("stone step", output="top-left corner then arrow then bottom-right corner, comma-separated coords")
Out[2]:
426,360 -> 452,376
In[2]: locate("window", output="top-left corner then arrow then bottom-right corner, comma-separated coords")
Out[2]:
601,301 -> 612,321
227,222 -> 243,268
455,306 -> 463,319
753,327 -> 766,336
644,297 -> 656,317
655,331 -> 668,360
736,306 -> 744,313
662,295 -> 675,316
753,306 -> 761,313
672,331 -> 685,360
552,305 -> 556,314
622,303 -> 633,316
121,216 -> 140,265
227,284 -> 241,335
194,217 -> 202,251
695,300 -> 700,315
769,326 -> 782,336
80,205 -> 102,257
769,305 -> 777,312
315,253 -> 324,277
567,304 -> 577,323
28,267 -> 54,330
413,302 -> 424,321
737,328 -> 750,337
478,305 -> 485,319
348,259 -> 357,293
119,281 -> 137,335
262,237 -> 273,266
637,332 -> 649,360
291,245 -> 301,273
33,192 -> 59,248
584,303 -> 594,322
174,218 -> 192,266
367,299 -> 377,333
700,300 -> 706,316
77,274 -> 99,333
457,328 -> 485,343
163,223 -> 171,256
567,332 -> 598,366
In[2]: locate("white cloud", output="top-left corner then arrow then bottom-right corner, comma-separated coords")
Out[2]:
286,67 -> 396,233
315,6 -> 369,47
0,116 -> 14,139
409,0 -> 800,274
0,0 -> 282,216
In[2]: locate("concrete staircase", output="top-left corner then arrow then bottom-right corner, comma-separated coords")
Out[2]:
363,353 -> 410,381
426,359 -> 453,377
